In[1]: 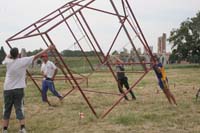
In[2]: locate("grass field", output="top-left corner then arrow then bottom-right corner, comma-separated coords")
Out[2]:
0,65 -> 200,133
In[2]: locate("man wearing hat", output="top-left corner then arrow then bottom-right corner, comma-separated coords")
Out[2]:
40,53 -> 63,103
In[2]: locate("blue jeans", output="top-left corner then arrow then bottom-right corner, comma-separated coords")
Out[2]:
42,79 -> 61,102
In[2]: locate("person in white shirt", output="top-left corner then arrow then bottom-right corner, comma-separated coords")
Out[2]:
2,45 -> 55,133
40,53 -> 63,103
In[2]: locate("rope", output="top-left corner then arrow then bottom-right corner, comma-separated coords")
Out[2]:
70,9 -> 94,52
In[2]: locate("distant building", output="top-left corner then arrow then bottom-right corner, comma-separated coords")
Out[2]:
20,48 -> 27,57
157,33 -> 166,54
137,48 -> 141,55
143,46 -> 153,54
142,46 -> 153,62
115,34 -> 170,64
156,33 -> 170,65
149,46 -> 153,53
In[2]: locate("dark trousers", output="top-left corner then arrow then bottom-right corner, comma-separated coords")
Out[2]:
118,77 -> 136,100
3,88 -> 25,120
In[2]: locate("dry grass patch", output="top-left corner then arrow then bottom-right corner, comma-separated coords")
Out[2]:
0,67 -> 200,132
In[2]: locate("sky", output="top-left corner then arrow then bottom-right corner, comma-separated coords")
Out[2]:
0,0 -> 200,54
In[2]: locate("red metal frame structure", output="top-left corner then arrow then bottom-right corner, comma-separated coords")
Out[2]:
6,0 -> 155,118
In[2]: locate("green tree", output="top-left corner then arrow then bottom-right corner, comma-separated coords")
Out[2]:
61,50 -> 100,57
168,11 -> 200,63
0,46 -> 6,64
27,48 -> 43,56
111,50 -> 119,55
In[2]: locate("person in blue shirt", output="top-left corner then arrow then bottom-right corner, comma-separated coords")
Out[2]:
152,57 -> 177,105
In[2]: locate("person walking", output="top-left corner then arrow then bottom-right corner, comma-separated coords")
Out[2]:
40,53 -> 63,103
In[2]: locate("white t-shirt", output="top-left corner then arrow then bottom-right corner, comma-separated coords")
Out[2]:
41,60 -> 57,79
3,56 -> 34,90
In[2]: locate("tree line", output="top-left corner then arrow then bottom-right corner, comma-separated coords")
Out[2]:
0,46 -> 6,64
60,50 -> 101,57
0,47 -> 103,64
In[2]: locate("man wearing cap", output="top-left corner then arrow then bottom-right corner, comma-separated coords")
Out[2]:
2,45 -> 55,133
40,53 -> 63,103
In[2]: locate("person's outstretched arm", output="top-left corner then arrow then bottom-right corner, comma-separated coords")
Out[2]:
33,45 -> 55,61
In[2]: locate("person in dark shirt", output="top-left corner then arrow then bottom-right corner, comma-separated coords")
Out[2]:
116,59 -> 136,101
